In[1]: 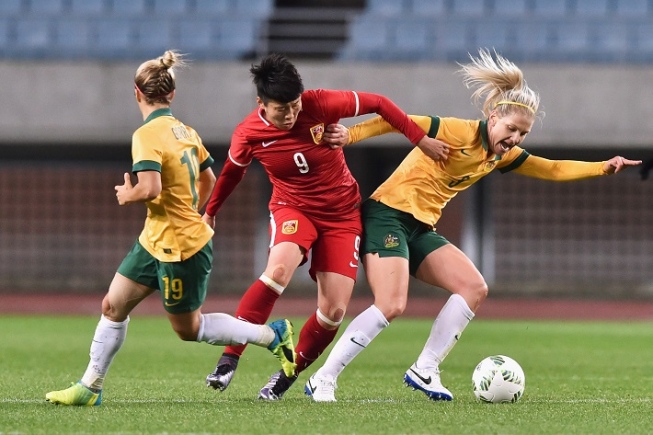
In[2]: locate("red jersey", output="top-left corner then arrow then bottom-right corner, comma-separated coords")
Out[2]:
206,89 -> 426,221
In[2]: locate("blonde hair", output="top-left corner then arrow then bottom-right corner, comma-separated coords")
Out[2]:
458,49 -> 542,119
134,50 -> 187,105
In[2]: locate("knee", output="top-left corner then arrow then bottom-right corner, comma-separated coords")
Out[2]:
376,297 -> 407,322
266,264 -> 292,287
460,280 -> 488,312
101,296 -> 124,322
317,306 -> 346,330
172,326 -> 198,342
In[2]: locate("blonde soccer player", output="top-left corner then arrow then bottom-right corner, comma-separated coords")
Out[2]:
305,49 -> 641,402
45,50 -> 296,406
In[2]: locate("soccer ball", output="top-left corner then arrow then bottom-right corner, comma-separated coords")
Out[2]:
472,355 -> 525,403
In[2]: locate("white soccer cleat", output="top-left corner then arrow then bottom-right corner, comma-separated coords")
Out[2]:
304,372 -> 337,402
403,363 -> 453,401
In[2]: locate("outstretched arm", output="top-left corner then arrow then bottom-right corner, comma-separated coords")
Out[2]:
513,155 -> 641,181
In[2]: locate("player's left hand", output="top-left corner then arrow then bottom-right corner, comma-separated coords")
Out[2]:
323,123 -> 349,149
603,156 -> 642,174
115,172 -> 133,205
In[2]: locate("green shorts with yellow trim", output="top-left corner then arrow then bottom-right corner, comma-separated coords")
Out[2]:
117,239 -> 213,314
361,199 -> 449,276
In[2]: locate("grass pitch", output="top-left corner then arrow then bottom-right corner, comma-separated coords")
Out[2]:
2,315 -> 653,434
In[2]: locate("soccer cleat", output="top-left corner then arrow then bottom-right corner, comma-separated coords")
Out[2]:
267,319 -> 297,378
403,363 -> 453,401
258,369 -> 298,401
206,354 -> 239,391
304,372 -> 337,402
45,382 -> 102,406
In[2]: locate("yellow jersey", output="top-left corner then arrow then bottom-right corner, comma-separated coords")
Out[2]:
348,115 -> 607,228
132,108 -> 215,262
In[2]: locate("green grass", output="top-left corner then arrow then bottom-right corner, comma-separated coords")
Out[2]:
2,315 -> 653,434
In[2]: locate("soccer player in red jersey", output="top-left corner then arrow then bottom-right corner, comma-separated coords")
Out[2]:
203,53 -> 449,400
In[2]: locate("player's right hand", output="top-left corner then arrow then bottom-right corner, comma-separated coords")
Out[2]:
202,213 -> 216,228
417,136 -> 450,162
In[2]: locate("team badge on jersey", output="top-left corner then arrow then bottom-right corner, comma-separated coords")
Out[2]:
310,123 -> 324,144
384,234 -> 400,249
484,161 -> 497,172
282,220 -> 298,234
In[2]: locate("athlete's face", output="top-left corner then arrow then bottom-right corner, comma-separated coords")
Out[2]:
259,96 -> 302,130
487,111 -> 534,156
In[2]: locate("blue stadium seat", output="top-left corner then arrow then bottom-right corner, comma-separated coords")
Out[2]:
338,16 -> 391,60
153,0 -> 188,16
434,19 -> 474,58
615,0 -> 649,17
393,18 -> 429,54
513,21 -> 550,59
367,0 -> 405,16
451,0 -> 486,17
409,0 -> 445,17
493,0 -> 528,17
177,19 -> 216,54
135,20 -> 174,54
111,0 -> 147,16
233,0 -> 273,18
633,24 -> 653,56
0,0 -> 23,15
0,18 -> 10,51
553,21 -> 590,54
95,19 -> 133,54
29,0 -> 65,15
574,0 -> 609,17
217,17 -> 258,56
15,18 -> 51,51
590,22 -> 629,61
533,0 -> 567,17
474,21 -> 510,53
194,0 -> 230,16
55,19 -> 92,55
69,0 -> 106,16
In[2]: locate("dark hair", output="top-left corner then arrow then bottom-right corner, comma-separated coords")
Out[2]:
250,53 -> 304,104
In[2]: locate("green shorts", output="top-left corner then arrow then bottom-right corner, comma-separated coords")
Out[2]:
361,199 -> 449,276
117,240 -> 213,314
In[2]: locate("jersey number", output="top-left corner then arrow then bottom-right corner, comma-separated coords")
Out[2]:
293,152 -> 309,174
162,276 -> 184,306
180,149 -> 200,210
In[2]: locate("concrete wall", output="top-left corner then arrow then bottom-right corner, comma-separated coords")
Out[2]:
2,60 -> 652,148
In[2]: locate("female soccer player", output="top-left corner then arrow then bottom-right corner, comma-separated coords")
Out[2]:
305,49 -> 642,402
203,53 -> 448,400
45,50 -> 295,406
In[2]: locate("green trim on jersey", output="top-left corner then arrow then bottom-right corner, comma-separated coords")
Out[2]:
479,120 -> 489,151
200,156 -> 215,171
144,108 -> 172,124
426,116 -> 440,138
499,150 -> 531,173
133,160 -> 162,173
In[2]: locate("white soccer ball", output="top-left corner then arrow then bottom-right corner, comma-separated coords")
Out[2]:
472,355 -> 525,403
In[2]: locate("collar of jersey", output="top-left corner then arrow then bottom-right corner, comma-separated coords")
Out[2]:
144,108 -> 173,124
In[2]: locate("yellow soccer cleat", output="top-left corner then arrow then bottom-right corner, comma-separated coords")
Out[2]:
46,382 -> 102,406
266,319 -> 297,378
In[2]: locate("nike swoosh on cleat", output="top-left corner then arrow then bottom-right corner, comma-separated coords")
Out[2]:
282,346 -> 294,362
409,368 -> 432,385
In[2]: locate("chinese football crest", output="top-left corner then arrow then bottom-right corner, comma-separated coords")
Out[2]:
310,123 -> 324,144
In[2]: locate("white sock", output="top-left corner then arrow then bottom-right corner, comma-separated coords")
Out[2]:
197,313 -> 273,346
318,305 -> 389,379
81,315 -> 129,391
415,294 -> 474,370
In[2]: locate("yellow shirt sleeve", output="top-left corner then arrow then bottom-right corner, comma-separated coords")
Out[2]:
347,115 -> 432,144
513,155 -> 607,181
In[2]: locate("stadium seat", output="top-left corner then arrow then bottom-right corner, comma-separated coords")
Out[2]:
233,0 -> 273,18
69,0 -> 106,16
434,19 -> 474,59
574,0 -> 609,17
553,21 -> 590,54
493,0 -> 528,17
29,0 -> 66,15
177,19 -> 216,55
634,24 -> 653,56
111,0 -> 147,16
533,0 -> 567,17
615,0 -> 649,17
95,19 -> 133,54
451,0 -> 486,17
393,18 -> 430,56
217,17 -> 258,56
0,18 -> 9,52
0,0 -> 23,15
590,22 -> 630,61
135,20 -> 174,54
194,0 -> 230,16
513,21 -> 550,60
473,21 -> 510,53
367,0 -> 405,16
153,0 -> 188,16
55,19 -> 93,52
15,18 -> 51,51
409,0 -> 445,17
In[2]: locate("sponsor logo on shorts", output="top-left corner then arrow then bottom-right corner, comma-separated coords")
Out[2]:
384,234 -> 400,249
282,220 -> 298,234
310,123 -> 324,144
